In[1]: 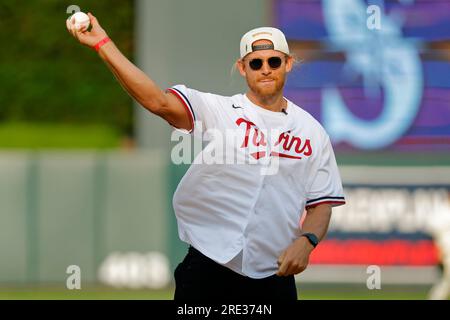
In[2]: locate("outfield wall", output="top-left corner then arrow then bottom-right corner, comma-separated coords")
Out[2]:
0,151 -> 169,287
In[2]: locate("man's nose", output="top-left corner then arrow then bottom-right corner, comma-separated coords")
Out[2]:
261,62 -> 272,75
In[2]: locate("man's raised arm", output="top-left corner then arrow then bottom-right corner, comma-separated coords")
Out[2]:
66,12 -> 191,131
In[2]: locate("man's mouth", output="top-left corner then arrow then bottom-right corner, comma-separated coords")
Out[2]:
259,79 -> 275,83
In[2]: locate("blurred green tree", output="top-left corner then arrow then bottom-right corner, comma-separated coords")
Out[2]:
0,0 -> 134,136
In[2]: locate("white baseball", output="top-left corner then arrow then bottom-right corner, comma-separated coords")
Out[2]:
70,12 -> 90,31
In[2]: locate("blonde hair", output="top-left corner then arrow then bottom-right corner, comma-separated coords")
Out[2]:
230,60 -> 238,78
289,52 -> 303,69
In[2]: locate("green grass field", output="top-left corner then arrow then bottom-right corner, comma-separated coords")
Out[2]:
0,284 -> 432,300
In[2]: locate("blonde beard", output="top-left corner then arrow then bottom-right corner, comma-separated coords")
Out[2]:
246,77 -> 285,101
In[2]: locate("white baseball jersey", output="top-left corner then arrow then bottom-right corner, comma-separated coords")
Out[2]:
167,84 -> 346,278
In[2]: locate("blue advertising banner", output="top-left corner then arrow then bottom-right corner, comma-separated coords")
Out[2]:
275,0 -> 450,151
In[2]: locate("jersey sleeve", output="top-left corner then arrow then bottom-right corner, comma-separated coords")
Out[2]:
166,84 -> 217,136
305,134 -> 346,210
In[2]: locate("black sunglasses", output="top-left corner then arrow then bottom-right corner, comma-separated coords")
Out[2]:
248,56 -> 283,71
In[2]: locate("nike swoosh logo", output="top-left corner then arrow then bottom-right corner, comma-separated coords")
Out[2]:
232,104 -> 243,109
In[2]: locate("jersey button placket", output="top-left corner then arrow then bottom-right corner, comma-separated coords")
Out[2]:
243,173 -> 265,237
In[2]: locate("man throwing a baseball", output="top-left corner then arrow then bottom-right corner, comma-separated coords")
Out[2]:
67,13 -> 346,300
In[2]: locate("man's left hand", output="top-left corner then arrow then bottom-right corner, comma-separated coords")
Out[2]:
276,236 -> 314,276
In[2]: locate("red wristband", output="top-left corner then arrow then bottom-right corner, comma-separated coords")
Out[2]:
93,37 -> 111,52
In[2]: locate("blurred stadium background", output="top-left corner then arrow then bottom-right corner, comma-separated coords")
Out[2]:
0,0 -> 449,300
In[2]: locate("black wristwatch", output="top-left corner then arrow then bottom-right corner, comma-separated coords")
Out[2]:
301,233 -> 319,248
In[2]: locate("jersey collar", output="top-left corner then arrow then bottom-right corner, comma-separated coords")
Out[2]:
242,94 -> 296,134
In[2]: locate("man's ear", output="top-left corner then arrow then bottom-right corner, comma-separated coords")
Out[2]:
285,55 -> 294,73
236,59 -> 246,77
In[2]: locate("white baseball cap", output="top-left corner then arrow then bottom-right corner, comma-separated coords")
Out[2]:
240,27 -> 290,59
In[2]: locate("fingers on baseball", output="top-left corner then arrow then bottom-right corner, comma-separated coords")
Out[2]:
66,18 -> 76,37
88,12 -> 99,27
66,18 -> 74,34
78,25 -> 88,33
74,25 -> 88,39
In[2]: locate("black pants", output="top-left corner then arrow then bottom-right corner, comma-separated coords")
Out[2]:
174,246 -> 298,301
